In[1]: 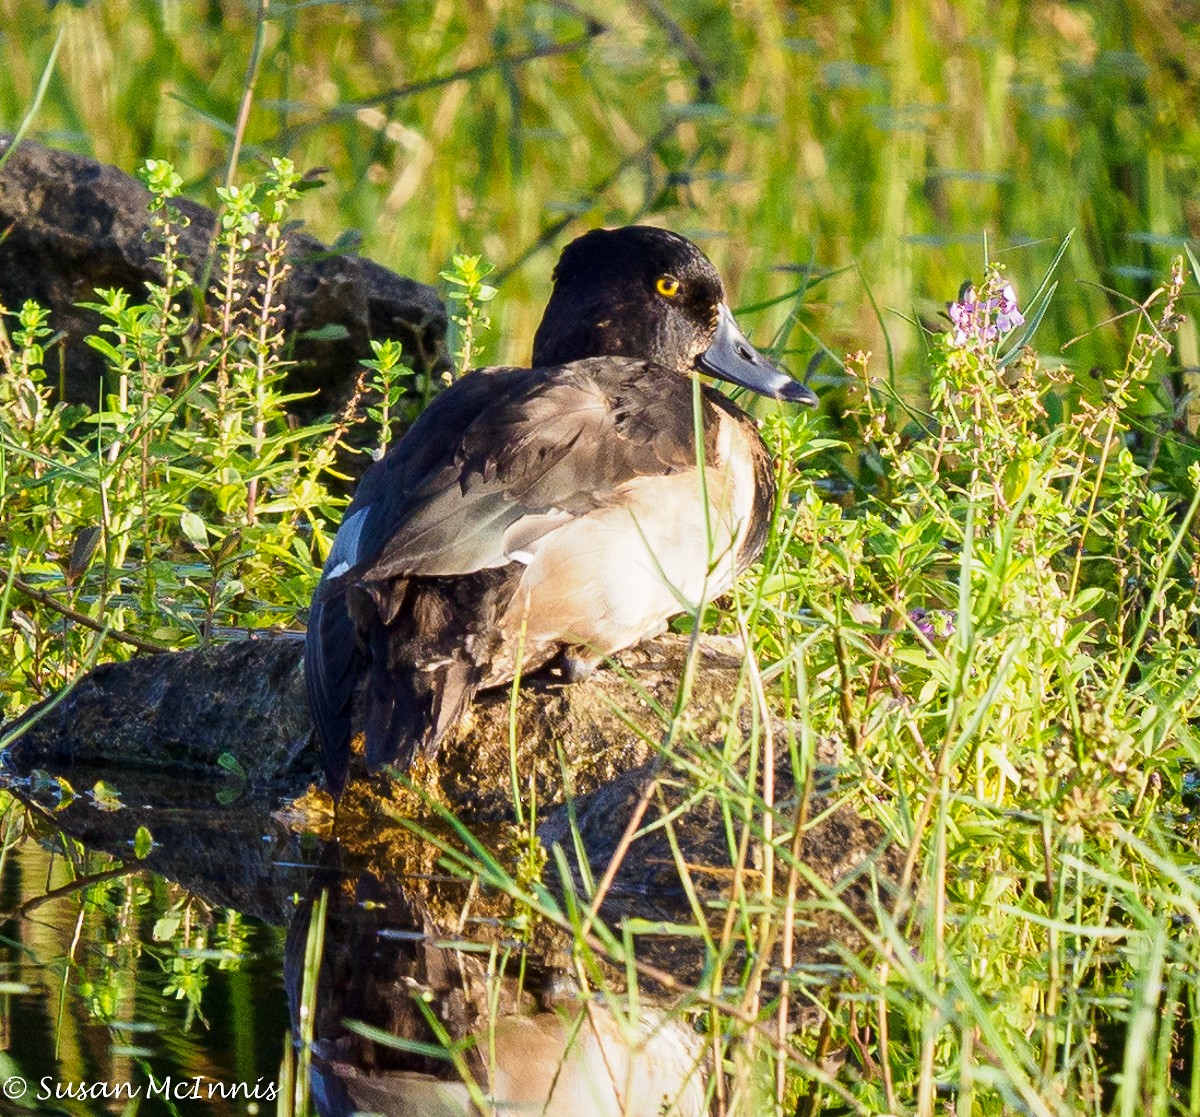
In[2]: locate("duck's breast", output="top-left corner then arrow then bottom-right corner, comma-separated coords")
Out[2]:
495,404 -> 769,668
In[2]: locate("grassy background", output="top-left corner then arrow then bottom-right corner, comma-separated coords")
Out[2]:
3,0 -> 1199,398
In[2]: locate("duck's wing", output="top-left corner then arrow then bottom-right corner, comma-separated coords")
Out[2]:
305,357 -> 707,791
323,357 -> 704,587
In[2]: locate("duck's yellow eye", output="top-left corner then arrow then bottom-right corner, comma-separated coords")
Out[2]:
655,275 -> 680,298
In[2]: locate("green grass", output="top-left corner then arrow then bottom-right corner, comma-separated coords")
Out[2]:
4,171 -> 1199,1116
3,1 -> 1198,402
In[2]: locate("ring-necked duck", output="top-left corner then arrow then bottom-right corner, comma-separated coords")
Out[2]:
306,225 -> 816,793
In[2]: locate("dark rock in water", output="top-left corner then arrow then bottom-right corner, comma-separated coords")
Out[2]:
425,634 -> 763,821
3,632 -> 771,810
3,636 -> 316,787
0,135 -> 448,428
4,632 -> 901,982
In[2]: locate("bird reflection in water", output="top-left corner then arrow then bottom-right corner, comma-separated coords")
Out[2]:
283,848 -> 708,1117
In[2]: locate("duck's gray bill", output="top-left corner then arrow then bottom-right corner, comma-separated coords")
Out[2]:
697,303 -> 818,406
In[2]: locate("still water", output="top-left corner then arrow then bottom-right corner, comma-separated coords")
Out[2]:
0,777 -> 302,1117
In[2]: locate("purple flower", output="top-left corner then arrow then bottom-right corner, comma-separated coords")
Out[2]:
995,284 -> 1025,333
946,279 -> 1025,346
909,608 -> 956,642
947,291 -> 996,345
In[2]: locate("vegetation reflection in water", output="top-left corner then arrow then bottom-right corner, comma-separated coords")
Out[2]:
0,789 -> 293,1116
0,706 -> 895,1117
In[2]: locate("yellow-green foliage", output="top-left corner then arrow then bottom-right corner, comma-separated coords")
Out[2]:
0,161 -> 348,712
746,253 -> 1200,1114
2,2 -> 1198,393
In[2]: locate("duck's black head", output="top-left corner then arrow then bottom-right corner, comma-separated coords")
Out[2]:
532,225 -> 817,406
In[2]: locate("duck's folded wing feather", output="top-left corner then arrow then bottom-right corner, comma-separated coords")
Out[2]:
324,357 -> 703,588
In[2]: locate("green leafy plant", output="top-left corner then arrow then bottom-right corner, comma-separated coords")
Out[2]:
361,338 -> 418,458
741,250 -> 1200,1115
440,253 -> 498,377
0,158 -> 356,717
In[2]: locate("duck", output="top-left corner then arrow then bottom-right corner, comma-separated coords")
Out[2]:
307,1002 -> 708,1117
305,225 -> 817,793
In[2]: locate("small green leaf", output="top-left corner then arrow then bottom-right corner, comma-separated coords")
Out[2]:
153,914 -> 183,942
214,529 -> 243,568
29,771 -> 76,809
82,336 -> 125,364
133,825 -> 154,859
1073,586 -> 1108,614
298,323 -> 351,342
89,781 -> 124,812
180,509 -> 209,550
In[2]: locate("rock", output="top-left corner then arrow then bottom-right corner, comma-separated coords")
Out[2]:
0,135 -> 448,425
1,633 -> 749,805
2,635 -> 315,785
1,632 -> 900,992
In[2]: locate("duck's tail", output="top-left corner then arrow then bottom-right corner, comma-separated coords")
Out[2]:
310,566 -> 557,791
355,567 -> 525,776
361,653 -> 482,773
305,593 -> 360,796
